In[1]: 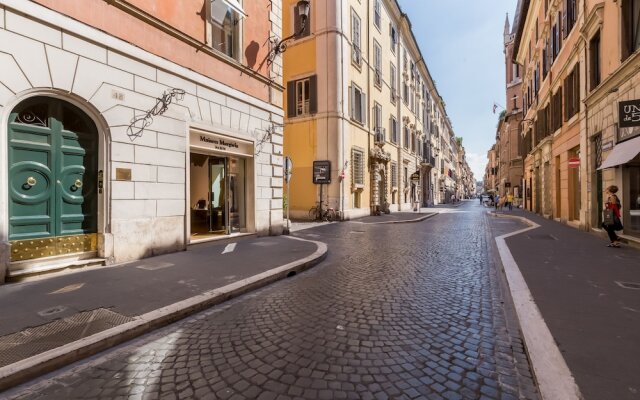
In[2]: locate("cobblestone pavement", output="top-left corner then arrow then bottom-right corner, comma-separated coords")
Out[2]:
6,202 -> 540,400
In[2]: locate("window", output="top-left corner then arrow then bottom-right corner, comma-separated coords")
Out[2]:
373,102 -> 382,132
404,166 -> 408,187
403,126 -> 409,149
374,41 -> 382,88
563,0 -> 577,38
391,162 -> 398,188
390,25 -> 397,53
374,0 -> 382,29
351,11 -> 361,66
352,149 -> 365,186
350,84 -> 367,124
590,31 -> 601,91
564,63 -> 580,121
390,116 -> 398,143
390,63 -> 397,103
286,76 -> 317,117
622,0 -> 640,60
210,0 -> 241,59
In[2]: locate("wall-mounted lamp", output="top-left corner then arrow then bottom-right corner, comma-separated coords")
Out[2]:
266,0 -> 310,65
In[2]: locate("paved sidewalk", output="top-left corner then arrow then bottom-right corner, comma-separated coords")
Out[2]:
0,235 -> 326,390
488,209 -> 640,400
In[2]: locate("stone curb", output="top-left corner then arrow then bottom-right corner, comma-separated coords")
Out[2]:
350,212 -> 438,225
0,236 -> 328,392
489,212 -> 583,400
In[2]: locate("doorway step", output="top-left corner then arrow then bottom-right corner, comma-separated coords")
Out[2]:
7,253 -> 106,283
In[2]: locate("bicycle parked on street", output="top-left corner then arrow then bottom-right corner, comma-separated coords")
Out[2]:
308,201 -> 340,222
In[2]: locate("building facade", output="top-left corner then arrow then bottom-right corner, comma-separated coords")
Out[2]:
282,0 -> 458,220
0,0 -> 285,282
513,0 -> 640,241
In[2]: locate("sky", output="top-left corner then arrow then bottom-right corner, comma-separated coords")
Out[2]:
397,0 -> 518,182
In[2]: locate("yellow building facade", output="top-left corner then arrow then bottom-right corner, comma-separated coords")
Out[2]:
282,0 -> 457,219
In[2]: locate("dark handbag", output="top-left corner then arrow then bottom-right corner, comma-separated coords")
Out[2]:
613,216 -> 624,231
603,209 -> 614,226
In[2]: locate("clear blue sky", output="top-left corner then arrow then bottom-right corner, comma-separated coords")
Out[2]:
397,0 -> 518,181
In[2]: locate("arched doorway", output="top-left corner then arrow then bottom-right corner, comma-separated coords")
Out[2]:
7,97 -> 99,262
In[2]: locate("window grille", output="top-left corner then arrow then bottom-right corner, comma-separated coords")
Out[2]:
352,149 -> 364,186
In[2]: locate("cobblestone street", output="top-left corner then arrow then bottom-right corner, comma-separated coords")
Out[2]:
7,202 -> 540,400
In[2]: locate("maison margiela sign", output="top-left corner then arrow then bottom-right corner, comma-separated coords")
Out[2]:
189,131 -> 253,156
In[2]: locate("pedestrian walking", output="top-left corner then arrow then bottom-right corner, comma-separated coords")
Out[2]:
602,185 -> 623,248
494,194 -> 500,211
479,195 -> 483,205
507,193 -> 514,211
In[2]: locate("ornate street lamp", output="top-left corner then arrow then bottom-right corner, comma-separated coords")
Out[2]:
267,0 -> 310,64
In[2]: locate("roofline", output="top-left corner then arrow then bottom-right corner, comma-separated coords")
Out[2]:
512,0 -> 530,63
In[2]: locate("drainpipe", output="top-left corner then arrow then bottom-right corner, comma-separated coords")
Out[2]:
338,0 -> 345,218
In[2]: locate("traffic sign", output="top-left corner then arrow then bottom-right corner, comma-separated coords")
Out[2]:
568,157 -> 580,168
284,156 -> 293,183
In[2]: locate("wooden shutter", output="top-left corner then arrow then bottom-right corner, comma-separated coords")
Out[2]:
360,92 -> 367,125
349,85 -> 355,119
309,75 -> 317,114
287,81 -> 296,118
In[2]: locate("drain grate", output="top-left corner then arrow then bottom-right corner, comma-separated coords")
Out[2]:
615,281 -> 640,290
0,308 -> 134,367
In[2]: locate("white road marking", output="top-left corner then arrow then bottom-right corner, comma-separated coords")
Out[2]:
222,243 -> 237,254
493,214 -> 582,400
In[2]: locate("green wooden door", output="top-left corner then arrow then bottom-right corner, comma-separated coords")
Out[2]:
8,97 -> 98,259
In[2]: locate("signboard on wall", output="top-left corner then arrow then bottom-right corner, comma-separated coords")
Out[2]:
618,100 -> 640,142
189,131 -> 253,156
313,160 -> 331,184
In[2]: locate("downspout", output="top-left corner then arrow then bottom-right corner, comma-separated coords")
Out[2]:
366,0 -> 372,215
338,0 -> 345,217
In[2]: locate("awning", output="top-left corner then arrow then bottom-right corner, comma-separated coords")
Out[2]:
598,135 -> 640,170
221,0 -> 247,18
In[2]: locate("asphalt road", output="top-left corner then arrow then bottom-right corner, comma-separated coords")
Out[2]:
5,202 -> 540,400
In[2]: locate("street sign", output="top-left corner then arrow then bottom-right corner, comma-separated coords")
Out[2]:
312,160 -> 331,184
568,157 -> 580,168
284,156 -> 293,183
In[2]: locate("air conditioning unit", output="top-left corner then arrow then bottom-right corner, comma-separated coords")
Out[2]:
375,127 -> 386,144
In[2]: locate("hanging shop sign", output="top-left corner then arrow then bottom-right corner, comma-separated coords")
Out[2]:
190,131 -> 253,156
618,100 -> 640,142
410,171 -> 420,182
313,160 -> 331,184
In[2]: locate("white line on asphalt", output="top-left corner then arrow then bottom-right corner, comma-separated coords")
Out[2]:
493,214 -> 582,400
222,243 -> 236,254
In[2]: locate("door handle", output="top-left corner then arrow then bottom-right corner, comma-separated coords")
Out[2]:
26,176 -> 37,187
74,179 -> 83,188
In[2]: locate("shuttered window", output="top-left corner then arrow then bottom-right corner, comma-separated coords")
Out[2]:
350,84 -> 367,124
374,0 -> 381,29
390,63 -> 397,103
374,41 -> 382,88
563,63 -> 580,121
391,162 -> 398,188
622,0 -> 640,60
351,11 -> 361,66
390,116 -> 398,143
352,149 -> 364,186
286,76 -> 317,118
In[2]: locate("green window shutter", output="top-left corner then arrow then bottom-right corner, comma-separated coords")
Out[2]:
287,81 -> 296,118
309,75 -> 318,114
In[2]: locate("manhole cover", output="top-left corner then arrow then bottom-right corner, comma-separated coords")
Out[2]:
615,281 -> 640,290
0,308 -> 134,367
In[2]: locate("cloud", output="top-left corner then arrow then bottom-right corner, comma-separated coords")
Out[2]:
465,152 -> 488,180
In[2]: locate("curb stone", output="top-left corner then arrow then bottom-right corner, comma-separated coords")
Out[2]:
351,212 -> 438,225
0,236 -> 328,392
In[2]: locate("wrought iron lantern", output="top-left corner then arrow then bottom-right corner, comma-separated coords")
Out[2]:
267,0 -> 310,64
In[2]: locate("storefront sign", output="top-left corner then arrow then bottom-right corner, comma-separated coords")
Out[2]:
313,160 -> 331,184
190,131 -> 253,156
410,171 -> 420,182
618,101 -> 640,142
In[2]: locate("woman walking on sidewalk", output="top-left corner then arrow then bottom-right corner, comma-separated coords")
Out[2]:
603,185 -> 623,248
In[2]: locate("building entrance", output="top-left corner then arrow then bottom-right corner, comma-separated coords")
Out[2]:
628,162 -> 640,237
190,153 -> 246,239
7,97 -> 99,262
